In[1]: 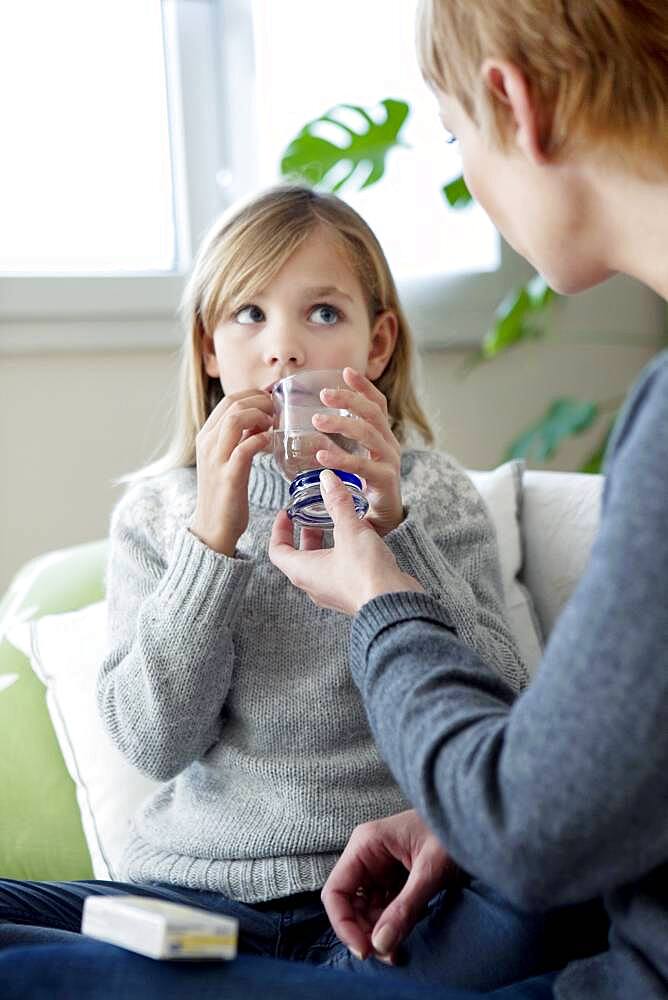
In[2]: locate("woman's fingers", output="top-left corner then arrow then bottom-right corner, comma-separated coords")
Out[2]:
321,859 -> 376,958
319,470 -> 373,537
269,513 -> 321,589
299,527 -> 324,551
270,509 -> 295,551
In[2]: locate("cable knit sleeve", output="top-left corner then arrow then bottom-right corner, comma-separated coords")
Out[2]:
384,450 -> 529,693
97,471 -> 255,781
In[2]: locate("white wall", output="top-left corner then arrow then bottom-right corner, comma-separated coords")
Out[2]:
0,274 -> 664,594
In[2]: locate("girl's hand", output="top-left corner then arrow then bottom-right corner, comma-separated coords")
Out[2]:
190,389 -> 274,556
312,367 -> 403,537
268,469 -> 423,616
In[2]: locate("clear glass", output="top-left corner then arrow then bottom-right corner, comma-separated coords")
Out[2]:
0,0 -> 175,274
272,370 -> 369,528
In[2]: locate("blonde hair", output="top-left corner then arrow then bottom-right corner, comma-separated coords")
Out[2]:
134,185 -> 433,480
417,0 -> 668,174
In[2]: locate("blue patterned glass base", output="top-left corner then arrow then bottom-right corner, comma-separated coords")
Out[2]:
287,469 -> 369,528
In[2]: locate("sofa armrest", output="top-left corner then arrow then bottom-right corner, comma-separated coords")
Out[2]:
520,471 -> 603,638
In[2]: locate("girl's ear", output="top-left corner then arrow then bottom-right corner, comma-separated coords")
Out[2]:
480,59 -> 549,165
366,311 -> 398,381
202,331 -> 220,378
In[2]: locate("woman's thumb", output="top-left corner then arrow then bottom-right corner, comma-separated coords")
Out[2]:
319,470 -> 360,529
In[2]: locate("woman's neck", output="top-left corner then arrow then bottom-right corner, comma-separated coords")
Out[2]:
588,164 -> 668,301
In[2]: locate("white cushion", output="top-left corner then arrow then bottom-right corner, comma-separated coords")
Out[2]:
8,604 -> 158,880
468,462 -> 543,676
521,470 -> 603,637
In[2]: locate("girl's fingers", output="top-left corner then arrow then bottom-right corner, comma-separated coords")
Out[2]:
312,411 -> 390,461
202,388 -> 273,435
342,367 -> 389,416
316,446 -> 389,485
215,408 -> 274,462
228,429 -> 273,474
320,385 -> 383,424
319,387 -> 399,453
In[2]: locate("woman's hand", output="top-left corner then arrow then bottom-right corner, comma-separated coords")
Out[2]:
268,469 -> 423,615
190,389 -> 274,556
313,367 -> 403,537
321,809 -> 463,963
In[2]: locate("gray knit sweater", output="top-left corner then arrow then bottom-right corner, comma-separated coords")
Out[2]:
97,448 -> 528,902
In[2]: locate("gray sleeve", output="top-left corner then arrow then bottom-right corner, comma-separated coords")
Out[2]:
350,361 -> 668,911
384,452 -> 529,693
97,483 -> 254,781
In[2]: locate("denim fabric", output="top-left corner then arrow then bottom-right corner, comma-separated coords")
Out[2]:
0,876 -> 604,997
0,942 -> 557,1000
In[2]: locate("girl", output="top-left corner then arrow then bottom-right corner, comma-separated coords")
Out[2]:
0,185 -> 548,991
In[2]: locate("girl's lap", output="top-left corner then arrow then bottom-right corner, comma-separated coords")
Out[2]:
0,877 -> 581,995
0,940 -> 557,1000
322,881 -> 574,990
0,878 -> 277,955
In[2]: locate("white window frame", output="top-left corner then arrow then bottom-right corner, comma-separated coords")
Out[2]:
0,0 -> 534,355
0,0 -> 234,353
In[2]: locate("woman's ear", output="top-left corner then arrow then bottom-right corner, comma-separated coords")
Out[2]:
365,311 -> 398,381
480,59 -> 549,165
202,331 -> 220,378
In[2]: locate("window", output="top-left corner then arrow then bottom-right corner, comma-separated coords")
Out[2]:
249,0 -> 500,281
0,0 -> 177,274
1,0 -> 515,350
0,0 -> 224,334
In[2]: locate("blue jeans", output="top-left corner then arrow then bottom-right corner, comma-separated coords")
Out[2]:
0,877 -> 604,998
0,947 -> 557,999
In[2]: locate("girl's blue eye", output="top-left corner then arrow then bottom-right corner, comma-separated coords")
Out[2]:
235,304 -> 264,324
309,304 -> 341,326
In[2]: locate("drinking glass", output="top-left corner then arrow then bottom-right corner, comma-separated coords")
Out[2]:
272,369 -> 369,528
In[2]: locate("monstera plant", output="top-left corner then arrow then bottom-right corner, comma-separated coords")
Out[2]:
279,98 -> 631,471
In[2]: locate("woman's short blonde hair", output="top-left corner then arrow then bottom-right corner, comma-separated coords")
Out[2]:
417,0 -> 668,174
137,184 -> 433,479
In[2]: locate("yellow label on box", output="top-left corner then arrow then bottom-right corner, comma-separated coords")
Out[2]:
177,933 -> 237,952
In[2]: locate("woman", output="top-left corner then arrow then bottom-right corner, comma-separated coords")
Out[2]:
269,1 -> 668,998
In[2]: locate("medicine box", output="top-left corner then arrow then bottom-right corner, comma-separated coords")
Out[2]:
81,894 -> 238,961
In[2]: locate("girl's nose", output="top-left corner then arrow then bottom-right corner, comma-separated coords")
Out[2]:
264,334 -> 306,368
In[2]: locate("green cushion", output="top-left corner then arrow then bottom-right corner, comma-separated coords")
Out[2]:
0,540 -> 107,880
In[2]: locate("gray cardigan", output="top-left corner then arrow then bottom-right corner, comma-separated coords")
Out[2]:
350,351 -> 668,999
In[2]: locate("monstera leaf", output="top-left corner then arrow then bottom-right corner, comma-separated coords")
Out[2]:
482,274 -> 557,359
442,175 -> 472,208
280,99 -> 410,192
505,398 -> 599,463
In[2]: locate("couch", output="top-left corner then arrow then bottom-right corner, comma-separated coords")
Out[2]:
0,466 -> 603,883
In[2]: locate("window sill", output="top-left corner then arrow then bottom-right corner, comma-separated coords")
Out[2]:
0,273 -> 186,321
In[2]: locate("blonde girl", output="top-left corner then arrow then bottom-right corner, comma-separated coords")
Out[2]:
0,184 -> 537,990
